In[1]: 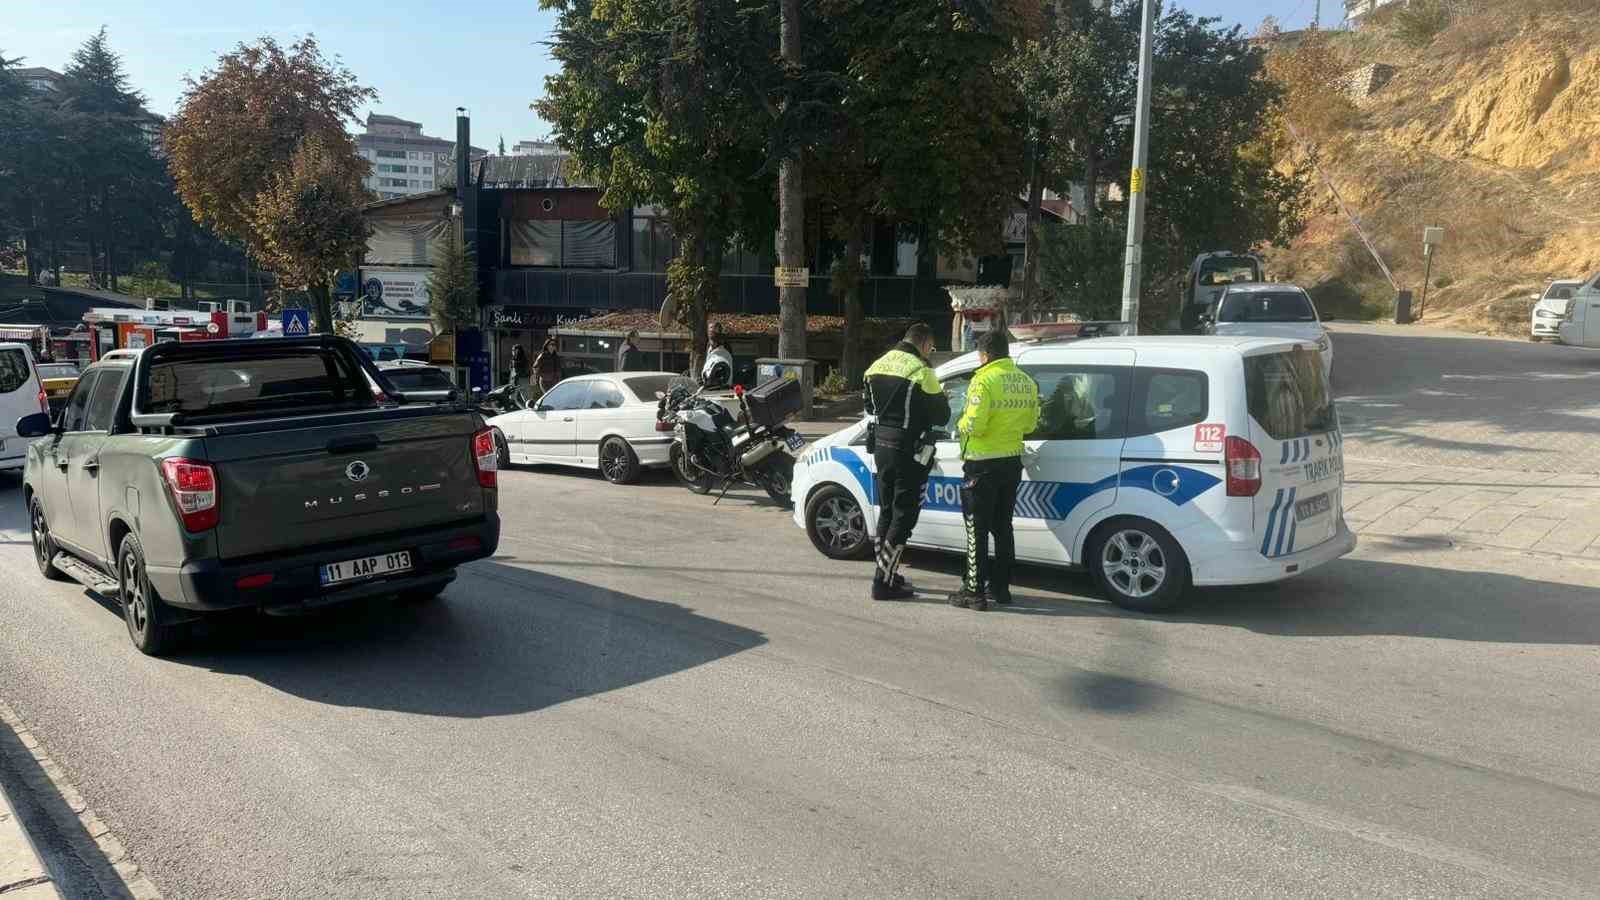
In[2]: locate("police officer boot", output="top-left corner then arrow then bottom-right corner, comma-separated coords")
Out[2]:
946,587 -> 989,611
871,543 -> 914,601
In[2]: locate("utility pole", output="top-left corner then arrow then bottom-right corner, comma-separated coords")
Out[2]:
776,0 -> 807,362
1118,0 -> 1157,334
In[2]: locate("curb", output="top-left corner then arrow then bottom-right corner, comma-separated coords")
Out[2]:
0,775 -> 62,899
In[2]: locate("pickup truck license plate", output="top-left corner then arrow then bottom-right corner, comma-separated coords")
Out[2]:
320,551 -> 413,586
1295,492 -> 1331,522
785,432 -> 805,452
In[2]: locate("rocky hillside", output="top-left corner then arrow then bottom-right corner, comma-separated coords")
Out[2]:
1266,1 -> 1600,335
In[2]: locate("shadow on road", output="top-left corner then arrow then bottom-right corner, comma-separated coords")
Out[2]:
171,560 -> 766,718
905,544 -> 1600,646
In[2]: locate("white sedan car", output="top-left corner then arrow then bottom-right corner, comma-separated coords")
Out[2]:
1204,282 -> 1333,380
487,371 -> 680,484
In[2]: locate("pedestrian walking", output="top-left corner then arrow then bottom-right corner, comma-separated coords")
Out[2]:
948,329 -> 1039,611
619,330 -> 646,372
533,337 -> 563,398
509,343 -> 531,395
863,323 -> 949,601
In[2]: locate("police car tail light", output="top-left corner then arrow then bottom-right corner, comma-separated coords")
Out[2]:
160,458 -> 220,532
1225,436 -> 1261,497
473,428 -> 498,488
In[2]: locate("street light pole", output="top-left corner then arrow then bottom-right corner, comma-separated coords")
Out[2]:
1119,0 -> 1157,334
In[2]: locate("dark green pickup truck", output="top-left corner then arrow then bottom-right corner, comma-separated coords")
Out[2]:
15,336 -> 501,655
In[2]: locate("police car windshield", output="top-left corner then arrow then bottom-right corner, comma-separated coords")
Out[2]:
1218,291 -> 1316,323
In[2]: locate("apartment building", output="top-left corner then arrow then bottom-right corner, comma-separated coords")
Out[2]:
357,113 -> 483,200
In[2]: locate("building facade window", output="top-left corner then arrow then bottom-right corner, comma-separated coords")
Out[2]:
629,213 -> 677,272
377,148 -> 406,159
510,219 -> 617,269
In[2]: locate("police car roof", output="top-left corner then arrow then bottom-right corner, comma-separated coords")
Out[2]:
939,335 -> 1311,372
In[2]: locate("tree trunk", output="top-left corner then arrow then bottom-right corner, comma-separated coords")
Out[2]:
311,281 -> 335,334
840,231 -> 867,390
1083,146 -> 1098,229
1021,138 -> 1046,323
776,0 -> 807,362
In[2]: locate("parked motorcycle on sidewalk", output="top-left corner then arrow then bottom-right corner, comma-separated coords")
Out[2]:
656,376 -> 806,503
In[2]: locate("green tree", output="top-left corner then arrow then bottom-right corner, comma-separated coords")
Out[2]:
536,0 -> 777,369
427,227 -> 478,336
167,36 -> 375,330
811,0 -> 1031,384
247,135 -> 372,331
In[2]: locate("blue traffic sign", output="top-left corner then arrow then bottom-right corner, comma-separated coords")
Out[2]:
281,308 -> 311,337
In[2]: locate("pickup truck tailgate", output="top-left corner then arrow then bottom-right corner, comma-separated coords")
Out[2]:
207,414 -> 485,560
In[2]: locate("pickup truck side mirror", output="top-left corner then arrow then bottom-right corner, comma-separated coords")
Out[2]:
15,412 -> 54,438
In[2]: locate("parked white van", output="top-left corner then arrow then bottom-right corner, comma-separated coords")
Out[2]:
792,335 -> 1355,612
0,342 -> 50,474
1557,272 -> 1600,348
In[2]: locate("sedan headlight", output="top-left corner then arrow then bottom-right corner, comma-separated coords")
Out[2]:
1535,308 -> 1561,319
1315,335 -> 1331,352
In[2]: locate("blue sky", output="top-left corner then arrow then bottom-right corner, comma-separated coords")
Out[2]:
8,0 -> 1328,149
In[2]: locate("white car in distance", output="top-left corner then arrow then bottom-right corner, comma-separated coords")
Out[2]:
1204,283 -> 1333,381
487,371 -> 681,484
1530,279 -> 1581,342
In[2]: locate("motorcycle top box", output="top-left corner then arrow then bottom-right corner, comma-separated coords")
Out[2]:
744,375 -> 803,429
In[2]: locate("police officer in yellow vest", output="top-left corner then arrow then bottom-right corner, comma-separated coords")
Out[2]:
948,329 -> 1040,611
863,323 -> 949,601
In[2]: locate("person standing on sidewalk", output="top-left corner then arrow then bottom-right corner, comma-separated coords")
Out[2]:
948,329 -> 1039,611
533,337 -> 563,398
863,322 -> 949,601
618,330 -> 646,372
509,343 -> 531,394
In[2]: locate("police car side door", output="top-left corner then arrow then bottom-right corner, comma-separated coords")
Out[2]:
913,368 -> 976,550
1017,349 -> 1135,564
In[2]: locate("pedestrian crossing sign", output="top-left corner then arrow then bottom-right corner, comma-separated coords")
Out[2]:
282,309 -> 310,337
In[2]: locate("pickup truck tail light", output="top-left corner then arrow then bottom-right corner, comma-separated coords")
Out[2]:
160,458 -> 220,531
1225,436 -> 1262,497
473,428 -> 498,488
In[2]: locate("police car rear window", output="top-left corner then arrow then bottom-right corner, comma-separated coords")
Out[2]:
0,349 -> 28,395
1246,348 -> 1335,440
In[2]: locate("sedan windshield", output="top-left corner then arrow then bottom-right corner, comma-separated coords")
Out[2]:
1217,291 -> 1316,323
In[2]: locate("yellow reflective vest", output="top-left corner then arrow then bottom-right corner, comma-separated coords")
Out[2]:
957,358 -> 1041,460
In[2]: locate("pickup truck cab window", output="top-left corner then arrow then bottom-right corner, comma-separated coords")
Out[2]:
144,349 -> 371,419
84,369 -> 127,433
61,372 -> 99,432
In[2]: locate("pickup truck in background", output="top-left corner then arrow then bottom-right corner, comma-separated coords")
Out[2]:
16,336 -> 500,655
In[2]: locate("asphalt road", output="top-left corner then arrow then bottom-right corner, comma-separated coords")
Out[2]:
1329,324 -> 1600,473
2,459 -> 1599,898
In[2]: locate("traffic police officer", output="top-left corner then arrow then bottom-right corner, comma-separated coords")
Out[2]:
863,323 -> 949,601
948,329 -> 1039,611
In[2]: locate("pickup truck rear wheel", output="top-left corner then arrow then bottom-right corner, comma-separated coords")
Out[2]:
30,498 -> 67,581
117,533 -> 179,657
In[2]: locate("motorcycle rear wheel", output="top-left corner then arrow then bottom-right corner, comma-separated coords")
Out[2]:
670,443 -> 714,494
759,453 -> 795,503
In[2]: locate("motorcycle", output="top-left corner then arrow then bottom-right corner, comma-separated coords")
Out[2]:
657,377 -> 805,503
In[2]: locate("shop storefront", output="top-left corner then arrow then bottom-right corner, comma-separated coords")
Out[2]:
485,304 -> 607,383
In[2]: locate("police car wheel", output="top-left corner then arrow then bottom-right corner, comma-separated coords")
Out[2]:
805,486 -> 873,561
1088,518 -> 1191,613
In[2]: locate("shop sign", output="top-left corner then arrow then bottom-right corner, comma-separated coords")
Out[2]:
488,306 -> 606,330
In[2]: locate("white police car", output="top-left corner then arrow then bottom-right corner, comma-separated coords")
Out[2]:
792,336 -> 1356,612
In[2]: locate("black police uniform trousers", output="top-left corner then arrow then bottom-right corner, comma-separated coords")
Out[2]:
874,448 -> 930,555
961,456 -> 1024,595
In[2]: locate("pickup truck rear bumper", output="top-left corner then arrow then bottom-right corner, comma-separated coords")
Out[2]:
147,516 -> 500,613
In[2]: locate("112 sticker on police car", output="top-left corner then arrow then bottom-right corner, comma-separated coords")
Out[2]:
1194,423 -> 1225,453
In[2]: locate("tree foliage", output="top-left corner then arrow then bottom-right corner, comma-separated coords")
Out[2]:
167,37 -> 375,331
428,226 -> 479,336
1264,28 -> 1358,143
810,0 -> 1030,382
167,37 -> 373,244
1022,2 -> 1313,324
248,135 -> 372,331
536,0 -> 777,367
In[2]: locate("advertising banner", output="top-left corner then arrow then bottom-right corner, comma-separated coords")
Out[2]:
360,267 -> 432,319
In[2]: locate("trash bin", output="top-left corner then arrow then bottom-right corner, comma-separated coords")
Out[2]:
1394,290 -> 1413,325
755,357 -> 816,419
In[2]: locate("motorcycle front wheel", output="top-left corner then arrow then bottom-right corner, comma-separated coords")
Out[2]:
758,453 -> 795,504
670,443 -> 714,495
